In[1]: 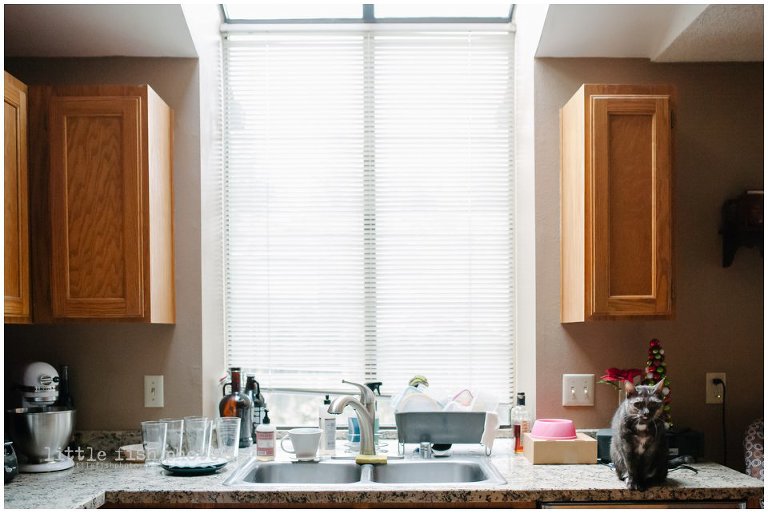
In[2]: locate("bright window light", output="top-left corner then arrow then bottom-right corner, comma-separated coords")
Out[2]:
224,4 -> 363,21
221,4 -> 513,22
374,4 -> 511,19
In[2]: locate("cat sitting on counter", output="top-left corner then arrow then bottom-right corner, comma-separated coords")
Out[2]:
610,380 -> 669,491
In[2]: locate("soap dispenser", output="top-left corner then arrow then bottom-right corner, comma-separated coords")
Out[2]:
255,409 -> 275,461
318,394 -> 336,456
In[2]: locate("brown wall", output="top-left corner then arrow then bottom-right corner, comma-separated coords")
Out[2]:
534,58 -> 763,469
4,57 -> 205,429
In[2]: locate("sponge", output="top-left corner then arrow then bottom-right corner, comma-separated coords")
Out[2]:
355,454 -> 387,465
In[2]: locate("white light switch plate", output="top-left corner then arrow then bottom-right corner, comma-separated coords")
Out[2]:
144,375 -> 164,408
562,374 -> 595,406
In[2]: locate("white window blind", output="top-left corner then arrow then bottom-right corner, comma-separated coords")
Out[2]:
223,30 -> 515,404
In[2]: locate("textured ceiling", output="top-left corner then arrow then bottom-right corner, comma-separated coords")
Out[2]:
655,4 -> 764,62
536,4 -> 763,62
4,4 -> 764,62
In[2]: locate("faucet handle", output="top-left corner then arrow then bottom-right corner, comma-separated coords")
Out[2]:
342,380 -> 376,406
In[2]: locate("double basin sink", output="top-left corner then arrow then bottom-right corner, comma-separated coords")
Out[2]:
224,456 -> 506,486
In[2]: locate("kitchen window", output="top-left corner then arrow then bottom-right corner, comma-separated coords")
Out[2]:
221,19 -> 515,427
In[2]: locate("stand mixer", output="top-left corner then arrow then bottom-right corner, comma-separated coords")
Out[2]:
7,362 -> 76,472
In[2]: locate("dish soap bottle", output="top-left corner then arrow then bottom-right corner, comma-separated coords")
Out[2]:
511,392 -> 531,454
318,394 -> 336,456
255,409 -> 275,461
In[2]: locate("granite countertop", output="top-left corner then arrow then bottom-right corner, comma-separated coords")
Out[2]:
4,439 -> 763,509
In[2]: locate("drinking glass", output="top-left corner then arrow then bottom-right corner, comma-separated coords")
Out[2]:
213,417 -> 241,461
183,416 -> 212,458
141,420 -> 167,465
159,418 -> 184,460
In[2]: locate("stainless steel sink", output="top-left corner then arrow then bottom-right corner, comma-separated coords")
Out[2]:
224,456 -> 506,486
370,459 -> 501,484
225,460 -> 363,485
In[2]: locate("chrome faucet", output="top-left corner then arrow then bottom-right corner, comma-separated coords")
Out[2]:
328,380 -> 377,456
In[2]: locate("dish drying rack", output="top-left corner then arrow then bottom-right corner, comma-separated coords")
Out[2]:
394,411 -> 493,455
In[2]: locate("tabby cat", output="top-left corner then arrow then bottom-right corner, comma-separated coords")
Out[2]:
610,380 -> 668,491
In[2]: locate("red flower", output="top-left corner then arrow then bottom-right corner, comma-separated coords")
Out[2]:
598,368 -> 643,390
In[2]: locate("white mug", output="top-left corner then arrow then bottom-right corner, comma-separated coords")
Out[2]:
280,427 -> 321,460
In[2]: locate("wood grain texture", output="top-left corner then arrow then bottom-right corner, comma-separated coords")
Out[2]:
29,84 -> 175,323
560,86 -> 586,323
27,86 -> 53,323
146,86 -> 175,323
561,84 -> 673,322
4,71 -> 31,323
50,95 -> 144,318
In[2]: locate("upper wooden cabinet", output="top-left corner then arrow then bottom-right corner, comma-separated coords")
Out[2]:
5,72 -> 32,324
29,85 -> 175,323
561,84 -> 673,323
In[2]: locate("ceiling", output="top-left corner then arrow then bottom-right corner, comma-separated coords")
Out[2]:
536,4 -> 763,62
4,4 -> 197,58
4,4 -> 764,62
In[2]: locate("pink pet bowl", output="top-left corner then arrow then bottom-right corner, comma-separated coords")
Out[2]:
530,419 -> 577,440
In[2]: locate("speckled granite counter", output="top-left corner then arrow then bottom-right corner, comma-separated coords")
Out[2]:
4,439 -> 763,509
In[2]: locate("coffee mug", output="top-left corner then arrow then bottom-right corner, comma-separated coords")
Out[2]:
280,427 -> 321,460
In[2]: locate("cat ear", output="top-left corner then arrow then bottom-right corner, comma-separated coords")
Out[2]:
652,380 -> 665,395
624,380 -> 637,396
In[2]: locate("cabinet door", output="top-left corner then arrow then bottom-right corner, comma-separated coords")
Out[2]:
49,96 -> 144,318
4,72 -> 31,323
591,95 -> 672,317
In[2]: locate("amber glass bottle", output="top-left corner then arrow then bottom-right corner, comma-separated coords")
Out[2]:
219,367 -> 253,448
511,392 -> 530,454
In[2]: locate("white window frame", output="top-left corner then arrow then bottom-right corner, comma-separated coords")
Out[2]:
220,22 -> 520,427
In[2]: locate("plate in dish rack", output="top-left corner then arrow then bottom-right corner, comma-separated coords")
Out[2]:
160,456 -> 228,476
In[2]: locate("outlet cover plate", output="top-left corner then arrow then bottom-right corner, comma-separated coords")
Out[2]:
562,374 -> 595,406
705,372 -> 726,404
144,375 -> 164,408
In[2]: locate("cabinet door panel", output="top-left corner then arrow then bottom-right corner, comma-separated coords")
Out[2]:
591,96 -> 671,316
49,97 -> 144,318
4,73 -> 31,322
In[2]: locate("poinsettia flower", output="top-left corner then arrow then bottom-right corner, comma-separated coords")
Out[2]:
599,368 -> 642,383
598,368 -> 643,390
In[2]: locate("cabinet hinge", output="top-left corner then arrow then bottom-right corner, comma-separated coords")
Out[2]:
671,110 -> 675,129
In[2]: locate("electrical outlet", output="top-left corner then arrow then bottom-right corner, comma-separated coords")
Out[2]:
144,375 -> 164,408
562,374 -> 595,406
706,372 -> 726,404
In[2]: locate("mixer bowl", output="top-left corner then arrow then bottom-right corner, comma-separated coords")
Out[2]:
6,407 -> 76,463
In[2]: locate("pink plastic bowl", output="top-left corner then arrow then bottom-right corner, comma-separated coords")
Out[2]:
530,419 -> 577,440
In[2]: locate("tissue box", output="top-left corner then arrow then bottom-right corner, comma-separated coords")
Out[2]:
522,432 -> 597,464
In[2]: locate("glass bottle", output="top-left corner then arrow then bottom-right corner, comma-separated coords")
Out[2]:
219,367 -> 253,448
245,375 -> 266,436
511,392 -> 531,454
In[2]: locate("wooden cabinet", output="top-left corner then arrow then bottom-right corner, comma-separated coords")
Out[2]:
561,85 -> 673,323
4,72 -> 31,323
29,85 -> 175,323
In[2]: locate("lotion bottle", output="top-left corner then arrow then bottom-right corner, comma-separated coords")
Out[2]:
318,394 -> 336,456
255,409 -> 275,461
